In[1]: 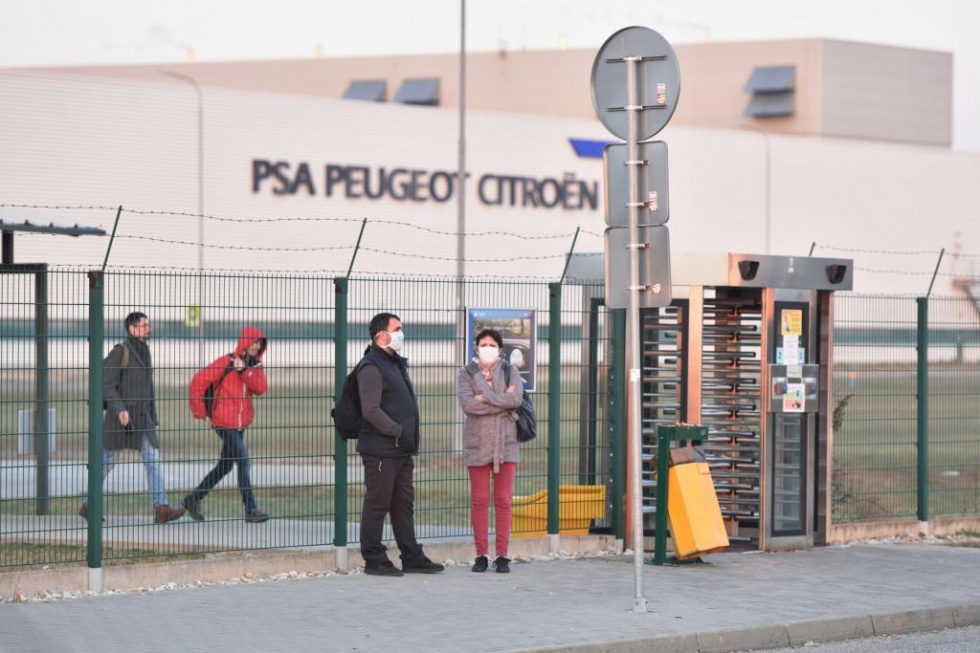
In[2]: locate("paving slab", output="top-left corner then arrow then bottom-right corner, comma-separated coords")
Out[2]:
1,540 -> 979,653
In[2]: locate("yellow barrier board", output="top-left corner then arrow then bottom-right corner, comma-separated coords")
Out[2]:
512,485 -> 606,538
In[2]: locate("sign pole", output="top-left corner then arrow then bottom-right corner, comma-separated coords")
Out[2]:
624,54 -> 648,613
591,25 -> 681,612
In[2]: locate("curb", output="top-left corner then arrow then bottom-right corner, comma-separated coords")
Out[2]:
517,603 -> 980,653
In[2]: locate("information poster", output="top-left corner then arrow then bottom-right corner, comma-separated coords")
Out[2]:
466,307 -> 537,392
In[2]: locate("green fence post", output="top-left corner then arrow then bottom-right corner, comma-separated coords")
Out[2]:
653,426 -> 671,565
610,308 -> 626,541
333,277 -> 349,549
916,296 -> 929,523
547,282 -> 562,537
33,264 -> 50,515
86,270 -> 104,569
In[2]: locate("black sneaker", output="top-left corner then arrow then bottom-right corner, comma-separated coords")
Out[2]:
472,555 -> 489,573
182,495 -> 205,522
245,508 -> 270,523
493,556 -> 511,574
402,556 -> 445,574
364,561 -> 404,577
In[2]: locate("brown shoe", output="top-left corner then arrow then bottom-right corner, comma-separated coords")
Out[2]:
78,503 -> 105,523
154,505 -> 186,524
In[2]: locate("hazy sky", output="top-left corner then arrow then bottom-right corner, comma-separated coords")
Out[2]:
2,0 -> 977,150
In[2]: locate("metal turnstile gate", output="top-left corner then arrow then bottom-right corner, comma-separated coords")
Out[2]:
637,253 -> 852,552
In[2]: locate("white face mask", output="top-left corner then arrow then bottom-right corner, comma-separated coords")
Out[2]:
384,330 -> 404,352
477,345 -> 500,365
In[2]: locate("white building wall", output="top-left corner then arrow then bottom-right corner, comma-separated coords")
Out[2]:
1,71 -> 978,297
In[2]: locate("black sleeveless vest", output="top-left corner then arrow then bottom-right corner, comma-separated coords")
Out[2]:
356,345 -> 419,457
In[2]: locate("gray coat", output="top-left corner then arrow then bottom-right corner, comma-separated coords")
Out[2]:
102,337 -> 159,451
456,359 -> 523,470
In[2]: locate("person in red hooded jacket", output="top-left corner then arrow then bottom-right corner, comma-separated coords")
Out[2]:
183,326 -> 270,523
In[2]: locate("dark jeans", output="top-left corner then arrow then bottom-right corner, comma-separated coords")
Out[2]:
189,428 -> 257,511
360,454 -> 423,565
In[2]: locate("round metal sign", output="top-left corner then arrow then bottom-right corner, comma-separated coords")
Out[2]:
591,26 -> 681,141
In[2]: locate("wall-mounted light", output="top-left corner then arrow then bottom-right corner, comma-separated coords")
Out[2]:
738,259 -> 760,281
826,264 -> 848,284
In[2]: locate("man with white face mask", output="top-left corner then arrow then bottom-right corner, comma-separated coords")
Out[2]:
355,312 -> 445,577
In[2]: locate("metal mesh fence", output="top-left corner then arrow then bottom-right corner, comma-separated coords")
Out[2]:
831,292 -> 980,522
0,268 -> 613,568
1,267 -> 92,567
343,277 -> 613,540
831,293 -> 919,522
924,295 -> 980,517
4,268 -> 978,570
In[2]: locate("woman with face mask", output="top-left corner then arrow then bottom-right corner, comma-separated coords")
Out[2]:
456,328 -> 524,573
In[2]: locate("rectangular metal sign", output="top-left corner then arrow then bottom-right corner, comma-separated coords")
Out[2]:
604,225 -> 672,309
603,141 -> 669,227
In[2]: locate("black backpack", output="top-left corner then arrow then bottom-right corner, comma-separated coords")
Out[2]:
201,354 -> 235,419
331,363 -> 363,440
102,342 -> 131,410
502,360 -> 537,443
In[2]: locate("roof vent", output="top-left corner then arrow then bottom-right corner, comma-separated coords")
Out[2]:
744,65 -> 795,118
343,80 -> 387,102
393,78 -> 440,106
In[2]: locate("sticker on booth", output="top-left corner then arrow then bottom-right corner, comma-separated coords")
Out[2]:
783,382 -> 805,412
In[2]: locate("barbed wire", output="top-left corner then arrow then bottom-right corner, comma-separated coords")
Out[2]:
935,271 -> 979,279
55,264 -> 347,276
86,264 -> 562,280
0,202 -> 120,212
369,218 -> 582,240
119,206 -> 590,239
115,234 -> 351,252
813,244 -> 952,257
345,270 -> 565,281
108,234 -> 590,260
360,247 -> 566,263
45,261 -> 980,282
122,208 -> 358,224
819,247 -> 940,256
21,203 -> 977,275
854,266 -> 930,276
3,202 -> 605,242
855,266 -> 980,280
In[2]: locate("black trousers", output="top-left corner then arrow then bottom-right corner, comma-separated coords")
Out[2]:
360,454 -> 423,565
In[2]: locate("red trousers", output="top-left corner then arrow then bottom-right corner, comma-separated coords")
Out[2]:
468,462 -> 516,558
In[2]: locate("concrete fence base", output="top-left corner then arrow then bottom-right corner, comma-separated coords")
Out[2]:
828,516 -> 980,543
0,534 -> 621,602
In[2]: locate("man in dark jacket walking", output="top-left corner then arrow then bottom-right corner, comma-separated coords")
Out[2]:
80,312 -> 185,524
183,326 -> 270,523
356,312 -> 444,576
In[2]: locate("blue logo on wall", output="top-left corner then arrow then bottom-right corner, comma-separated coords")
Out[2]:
569,138 -> 612,159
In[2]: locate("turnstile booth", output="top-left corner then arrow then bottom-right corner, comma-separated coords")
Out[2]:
637,252 -> 853,551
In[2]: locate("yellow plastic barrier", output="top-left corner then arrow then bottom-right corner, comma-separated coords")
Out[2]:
512,484 -> 606,538
667,462 -> 730,560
